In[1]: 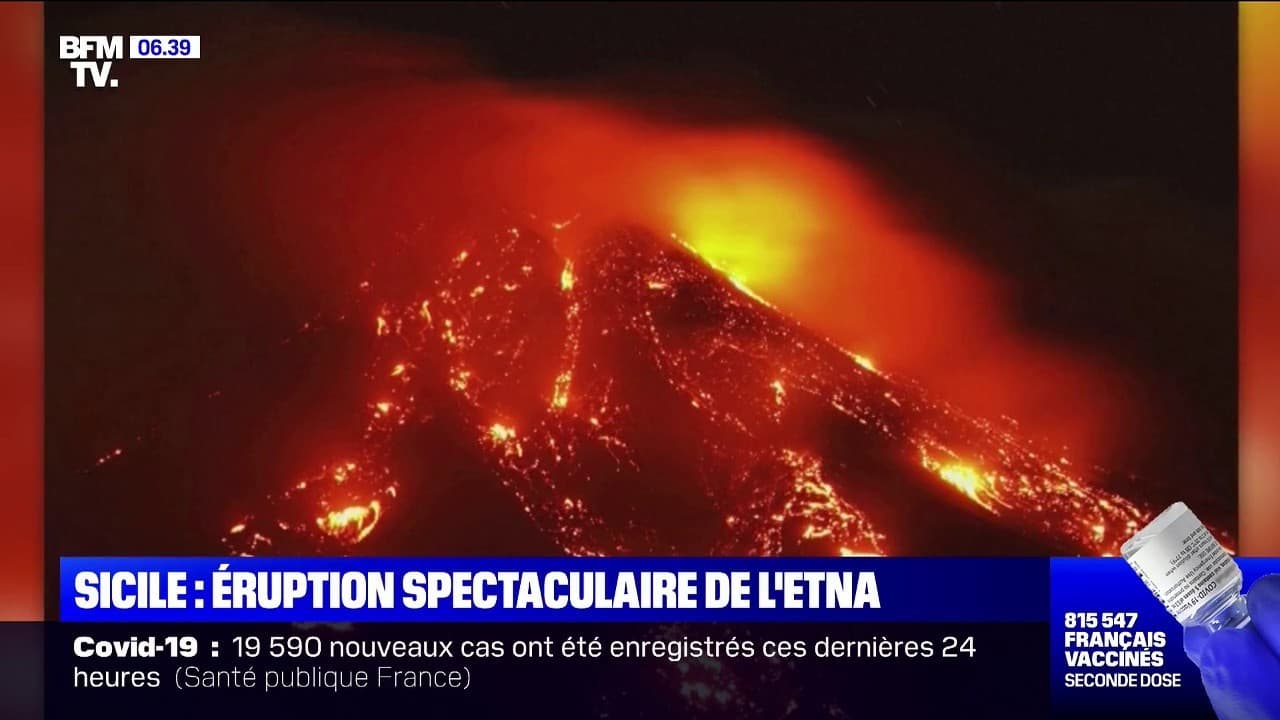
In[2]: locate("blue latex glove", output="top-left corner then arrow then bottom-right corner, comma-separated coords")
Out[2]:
1184,574 -> 1280,720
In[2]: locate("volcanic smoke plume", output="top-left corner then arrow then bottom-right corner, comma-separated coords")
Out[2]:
224,221 -> 1171,558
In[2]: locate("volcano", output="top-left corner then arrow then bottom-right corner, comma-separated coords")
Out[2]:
216,221 -> 1181,558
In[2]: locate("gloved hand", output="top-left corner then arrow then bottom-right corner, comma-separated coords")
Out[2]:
1184,574 -> 1280,720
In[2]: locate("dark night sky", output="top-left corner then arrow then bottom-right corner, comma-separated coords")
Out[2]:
301,2 -> 1236,199
44,3 -> 1238,588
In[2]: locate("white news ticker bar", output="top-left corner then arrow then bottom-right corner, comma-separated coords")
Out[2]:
128,36 -> 201,60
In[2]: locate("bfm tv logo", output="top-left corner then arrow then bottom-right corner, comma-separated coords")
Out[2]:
59,35 -> 121,88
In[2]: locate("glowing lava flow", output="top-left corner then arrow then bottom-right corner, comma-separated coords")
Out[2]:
222,221 -> 1222,558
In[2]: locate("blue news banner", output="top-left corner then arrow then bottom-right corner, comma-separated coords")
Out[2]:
54,556 -> 1280,719
61,557 -> 1044,623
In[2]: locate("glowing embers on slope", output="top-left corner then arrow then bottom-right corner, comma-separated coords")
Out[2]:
714,449 -> 884,558
224,460 -> 397,554
919,452 -> 1000,513
222,222 -> 1181,558
764,449 -> 884,556
488,423 -> 517,442
844,350 -> 877,374
485,422 -> 523,459
221,279 -> 421,554
908,426 -> 1149,552
448,366 -> 471,394
318,500 -> 382,544
94,447 -> 124,466
770,380 -> 786,406
551,370 -> 573,410
560,259 -> 576,292
424,227 -> 638,556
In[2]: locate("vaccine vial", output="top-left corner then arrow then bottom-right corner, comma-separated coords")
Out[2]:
1122,502 -> 1250,632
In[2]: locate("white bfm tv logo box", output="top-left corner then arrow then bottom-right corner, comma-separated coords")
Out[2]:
58,35 -> 121,88
58,35 -> 201,88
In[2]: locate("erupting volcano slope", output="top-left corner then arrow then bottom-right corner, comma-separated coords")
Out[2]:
225,223 -> 1166,558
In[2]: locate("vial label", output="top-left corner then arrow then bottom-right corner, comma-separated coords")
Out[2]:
1125,510 -> 1235,624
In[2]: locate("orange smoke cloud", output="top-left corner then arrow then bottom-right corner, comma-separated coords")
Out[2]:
211,29 -> 1126,463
